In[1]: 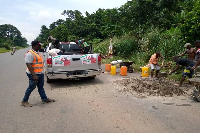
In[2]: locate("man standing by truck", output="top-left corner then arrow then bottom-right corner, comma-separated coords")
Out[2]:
21,40 -> 55,107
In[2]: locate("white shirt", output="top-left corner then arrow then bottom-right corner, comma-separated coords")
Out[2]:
48,48 -> 60,56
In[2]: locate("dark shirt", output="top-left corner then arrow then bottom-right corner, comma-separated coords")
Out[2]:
176,58 -> 194,67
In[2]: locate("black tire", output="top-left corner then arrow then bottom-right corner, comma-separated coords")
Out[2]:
88,75 -> 96,79
46,76 -> 53,83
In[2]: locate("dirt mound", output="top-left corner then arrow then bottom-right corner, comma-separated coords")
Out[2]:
117,77 -> 185,97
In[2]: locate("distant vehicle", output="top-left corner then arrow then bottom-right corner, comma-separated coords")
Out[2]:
43,42 -> 101,83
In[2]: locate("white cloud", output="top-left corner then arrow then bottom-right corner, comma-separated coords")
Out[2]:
29,10 -> 65,23
0,0 -> 128,45
22,32 -> 35,43
29,11 -> 50,22
38,11 -> 51,19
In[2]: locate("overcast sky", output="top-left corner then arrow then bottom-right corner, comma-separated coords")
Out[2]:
0,0 -> 128,44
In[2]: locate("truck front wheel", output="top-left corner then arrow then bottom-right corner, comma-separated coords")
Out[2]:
46,76 -> 53,83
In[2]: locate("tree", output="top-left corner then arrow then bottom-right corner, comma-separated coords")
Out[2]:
180,0 -> 200,43
38,25 -> 50,43
0,24 -> 28,47
50,24 -> 69,42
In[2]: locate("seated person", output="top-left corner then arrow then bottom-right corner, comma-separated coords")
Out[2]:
83,42 -> 90,54
48,40 -> 61,56
48,49 -> 60,56
57,49 -> 65,55
75,39 -> 90,54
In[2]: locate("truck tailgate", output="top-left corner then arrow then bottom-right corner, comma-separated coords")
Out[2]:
52,54 -> 99,72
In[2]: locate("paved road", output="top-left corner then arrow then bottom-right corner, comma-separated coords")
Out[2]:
0,47 -> 200,133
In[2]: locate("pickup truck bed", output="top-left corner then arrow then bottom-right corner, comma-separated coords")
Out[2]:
44,42 -> 101,83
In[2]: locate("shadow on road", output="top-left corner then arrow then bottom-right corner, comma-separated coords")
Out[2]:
46,77 -> 104,90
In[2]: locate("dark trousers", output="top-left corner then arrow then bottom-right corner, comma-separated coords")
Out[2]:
22,73 -> 48,102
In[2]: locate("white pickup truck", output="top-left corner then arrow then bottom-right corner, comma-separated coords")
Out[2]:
43,42 -> 101,83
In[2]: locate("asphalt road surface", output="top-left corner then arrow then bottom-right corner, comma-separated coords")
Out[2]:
0,47 -> 200,133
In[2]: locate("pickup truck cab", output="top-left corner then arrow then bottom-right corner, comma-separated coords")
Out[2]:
44,42 -> 101,83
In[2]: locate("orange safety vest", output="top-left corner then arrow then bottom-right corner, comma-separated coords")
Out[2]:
26,50 -> 43,73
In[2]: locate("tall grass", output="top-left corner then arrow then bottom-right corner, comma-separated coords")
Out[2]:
133,27 -> 184,67
0,48 -> 11,53
93,38 -> 110,55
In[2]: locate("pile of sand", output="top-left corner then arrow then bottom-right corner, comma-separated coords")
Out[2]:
118,78 -> 185,97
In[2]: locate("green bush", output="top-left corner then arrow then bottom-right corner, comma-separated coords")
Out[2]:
113,39 -> 139,57
139,28 -> 161,53
93,38 -> 110,55
159,28 -> 184,59
4,45 -> 10,50
139,27 -> 184,60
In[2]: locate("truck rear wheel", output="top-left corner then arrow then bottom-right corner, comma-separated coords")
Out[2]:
88,75 -> 96,79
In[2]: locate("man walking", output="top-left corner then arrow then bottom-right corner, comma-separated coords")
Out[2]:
21,40 -> 54,107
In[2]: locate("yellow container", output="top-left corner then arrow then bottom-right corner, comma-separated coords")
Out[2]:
142,67 -> 149,77
111,66 -> 116,75
120,66 -> 127,76
105,64 -> 111,72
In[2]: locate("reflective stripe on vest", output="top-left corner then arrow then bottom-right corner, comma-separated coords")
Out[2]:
26,50 -> 43,73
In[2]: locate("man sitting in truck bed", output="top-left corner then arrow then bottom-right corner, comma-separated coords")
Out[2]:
75,39 -> 90,54
48,40 -> 61,56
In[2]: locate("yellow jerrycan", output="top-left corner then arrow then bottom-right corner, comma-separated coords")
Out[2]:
142,67 -> 149,77
111,66 -> 116,75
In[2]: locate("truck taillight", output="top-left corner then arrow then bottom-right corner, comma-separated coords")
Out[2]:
46,58 -> 52,64
98,56 -> 101,65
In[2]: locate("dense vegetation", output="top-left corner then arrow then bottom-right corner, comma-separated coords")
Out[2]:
36,0 -> 200,68
0,24 -> 28,50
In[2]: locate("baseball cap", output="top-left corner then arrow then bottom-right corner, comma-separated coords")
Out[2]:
184,43 -> 191,48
